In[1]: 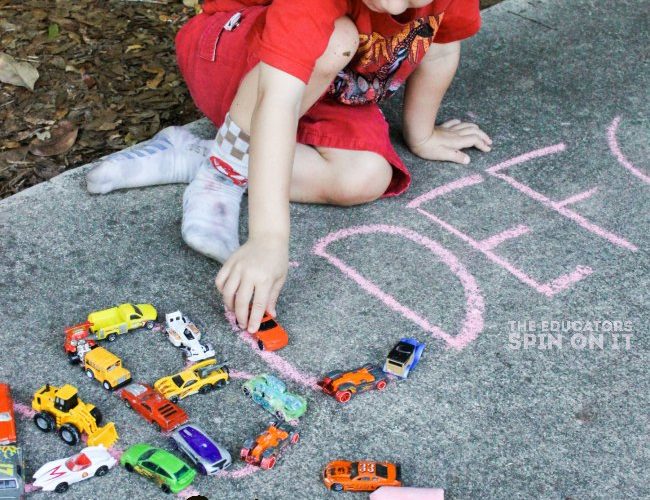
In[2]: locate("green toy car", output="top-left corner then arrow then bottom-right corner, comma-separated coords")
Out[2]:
120,443 -> 195,494
242,374 -> 307,422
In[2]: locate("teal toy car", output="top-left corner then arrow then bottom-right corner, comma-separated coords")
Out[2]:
242,374 -> 307,421
121,443 -> 195,494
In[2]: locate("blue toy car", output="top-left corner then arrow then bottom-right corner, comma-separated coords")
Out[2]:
383,338 -> 425,379
242,374 -> 307,421
170,424 -> 232,475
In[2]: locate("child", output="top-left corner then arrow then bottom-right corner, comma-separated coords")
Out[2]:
87,0 -> 492,334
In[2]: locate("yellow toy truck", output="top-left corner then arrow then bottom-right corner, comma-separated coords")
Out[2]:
80,346 -> 132,391
86,303 -> 157,342
31,384 -> 118,448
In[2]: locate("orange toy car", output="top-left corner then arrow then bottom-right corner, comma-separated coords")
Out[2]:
240,421 -> 299,470
0,383 -> 17,445
322,460 -> 402,492
317,364 -> 389,403
252,311 -> 288,352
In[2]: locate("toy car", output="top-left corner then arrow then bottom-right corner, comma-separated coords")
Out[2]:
170,424 -> 232,475
0,445 -> 25,499
121,443 -> 196,494
322,460 -> 402,492
64,322 -> 97,364
84,303 -> 157,342
120,383 -> 188,433
154,358 -> 229,403
383,338 -> 425,379
242,374 -> 307,421
252,311 -> 288,352
80,346 -> 132,391
318,364 -> 389,403
0,384 -> 17,445
164,311 -> 216,363
32,384 -> 118,448
240,420 -> 299,470
32,446 -> 117,493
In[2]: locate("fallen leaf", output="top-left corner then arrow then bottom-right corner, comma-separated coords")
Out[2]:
143,65 -> 165,89
0,52 -> 39,90
1,141 -> 21,149
125,44 -> 143,53
29,121 -> 78,157
48,23 -> 60,39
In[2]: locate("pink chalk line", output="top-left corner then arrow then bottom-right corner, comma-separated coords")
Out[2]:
225,310 -> 320,391
289,261 -> 300,268
477,225 -> 531,251
312,225 -> 484,350
554,187 -> 598,208
216,464 -> 258,479
13,402 -> 35,419
24,483 -> 39,493
607,116 -> 650,184
407,174 -> 484,208
485,143 -> 637,252
178,486 -> 204,499
229,369 -> 254,380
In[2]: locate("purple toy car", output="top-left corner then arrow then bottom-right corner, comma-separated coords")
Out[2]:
170,424 -> 232,475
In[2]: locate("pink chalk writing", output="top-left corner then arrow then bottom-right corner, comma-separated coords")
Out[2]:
229,369 -> 254,380
607,116 -> 650,184
407,174 -> 484,208
312,225 -> 485,350
216,464 -> 258,479
554,187 -> 599,208
477,225 -> 531,251
13,402 -> 35,419
24,483 -> 38,494
289,261 -> 300,268
178,486 -> 204,499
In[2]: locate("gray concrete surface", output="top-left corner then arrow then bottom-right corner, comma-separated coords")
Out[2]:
1,0 -> 648,498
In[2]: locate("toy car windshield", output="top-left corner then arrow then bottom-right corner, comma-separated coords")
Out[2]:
132,305 -> 143,316
375,464 -> 389,478
128,384 -> 148,396
258,319 -> 278,331
0,412 -> 10,422
171,375 -> 184,388
350,462 -> 358,478
184,328 -> 196,340
0,479 -> 18,488
175,465 -> 193,480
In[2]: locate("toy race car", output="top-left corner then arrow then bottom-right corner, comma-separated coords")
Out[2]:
0,445 -> 25,499
318,364 -> 389,403
242,374 -> 307,422
32,446 -> 117,493
121,443 -> 196,494
0,384 -> 17,445
120,383 -> 188,433
322,460 -> 402,492
64,323 -> 97,364
383,338 -> 425,379
240,420 -> 300,470
165,311 -> 216,363
154,358 -> 229,403
252,311 -> 289,352
170,424 -> 232,475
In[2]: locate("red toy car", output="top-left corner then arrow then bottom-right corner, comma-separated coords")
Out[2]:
64,322 -> 97,364
120,383 -> 188,433
0,383 -> 16,445
251,311 -> 288,352
318,364 -> 389,403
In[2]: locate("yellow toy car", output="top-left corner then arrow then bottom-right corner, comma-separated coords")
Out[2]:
154,359 -> 229,403
87,303 -> 157,342
81,347 -> 132,391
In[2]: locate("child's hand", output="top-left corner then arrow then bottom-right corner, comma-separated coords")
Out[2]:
409,119 -> 492,164
215,236 -> 288,334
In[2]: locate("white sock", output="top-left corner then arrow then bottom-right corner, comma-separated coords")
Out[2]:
181,114 -> 249,263
86,126 -> 211,194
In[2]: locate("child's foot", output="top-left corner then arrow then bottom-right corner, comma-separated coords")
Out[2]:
181,114 -> 249,263
86,126 -> 211,194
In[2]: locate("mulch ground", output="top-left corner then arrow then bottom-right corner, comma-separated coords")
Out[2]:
0,0 -> 502,200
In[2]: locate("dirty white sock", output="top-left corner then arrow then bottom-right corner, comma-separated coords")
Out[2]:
86,126 -> 211,194
182,114 -> 249,263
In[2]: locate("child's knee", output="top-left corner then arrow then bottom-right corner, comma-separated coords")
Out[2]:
314,16 -> 360,78
328,156 -> 392,206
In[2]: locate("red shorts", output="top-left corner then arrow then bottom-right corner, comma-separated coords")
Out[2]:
175,7 -> 411,197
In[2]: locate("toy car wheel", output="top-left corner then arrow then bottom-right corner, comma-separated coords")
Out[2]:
146,321 -> 155,329
68,353 -> 80,365
290,432 -> 300,444
275,410 -> 285,421
123,398 -> 133,410
197,463 -> 208,475
54,482 -> 69,493
102,381 -> 113,391
153,423 -> 162,433
169,437 -> 178,449
332,483 -> 344,492
198,385 -> 211,395
375,379 -> 388,391
124,463 -> 134,472
257,339 -> 265,351
85,369 -> 94,379
170,396 -> 179,404
33,412 -> 55,432
242,387 -> 251,397
240,448 -> 250,460
107,333 -> 117,342
95,465 -> 109,477
260,455 -> 276,470
335,390 -> 352,403
161,484 -> 171,494
59,423 -> 80,446
215,379 -> 226,389
90,407 -> 103,425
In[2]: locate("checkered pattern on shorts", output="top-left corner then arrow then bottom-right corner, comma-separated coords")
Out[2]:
216,113 -> 250,162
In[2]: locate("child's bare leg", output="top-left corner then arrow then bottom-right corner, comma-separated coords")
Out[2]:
86,126 -> 211,194
182,16 -> 360,262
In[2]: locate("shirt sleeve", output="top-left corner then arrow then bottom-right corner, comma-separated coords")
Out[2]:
434,0 -> 481,44
256,0 -> 349,83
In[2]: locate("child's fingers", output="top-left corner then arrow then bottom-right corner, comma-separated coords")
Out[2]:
457,127 -> 492,145
248,285 -> 271,334
235,279 -> 255,329
439,119 -> 462,129
436,147 -> 470,164
221,272 -> 240,312
267,280 -> 284,318
215,265 -> 229,293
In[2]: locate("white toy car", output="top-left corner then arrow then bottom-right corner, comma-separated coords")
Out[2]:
165,311 -> 216,363
32,446 -> 117,493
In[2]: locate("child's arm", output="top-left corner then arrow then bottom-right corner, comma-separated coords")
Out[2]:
403,41 -> 492,164
216,63 -> 305,333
